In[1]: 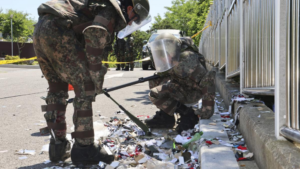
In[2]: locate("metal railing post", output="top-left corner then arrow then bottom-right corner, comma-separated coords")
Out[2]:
275,0 -> 287,140
240,0 -> 244,93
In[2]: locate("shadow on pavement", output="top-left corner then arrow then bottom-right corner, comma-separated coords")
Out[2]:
18,162 -> 53,169
125,90 -> 152,105
31,132 -> 49,137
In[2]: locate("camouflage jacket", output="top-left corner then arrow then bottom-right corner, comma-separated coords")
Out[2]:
37,0 -> 127,35
166,38 -> 208,91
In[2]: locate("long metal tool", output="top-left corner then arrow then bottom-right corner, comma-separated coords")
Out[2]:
67,74 -> 166,135
103,89 -> 151,136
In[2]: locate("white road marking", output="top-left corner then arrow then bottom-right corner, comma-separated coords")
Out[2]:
105,73 -> 124,79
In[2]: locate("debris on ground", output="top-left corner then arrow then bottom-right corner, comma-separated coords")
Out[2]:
41,103 -> 205,169
19,156 -> 28,160
39,92 -> 262,168
15,149 -> 36,155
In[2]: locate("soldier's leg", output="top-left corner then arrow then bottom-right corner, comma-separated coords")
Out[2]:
146,81 -> 199,132
120,54 -> 125,69
116,54 -> 121,70
130,54 -> 135,71
197,71 -> 216,119
33,16 -> 71,162
124,54 -> 130,71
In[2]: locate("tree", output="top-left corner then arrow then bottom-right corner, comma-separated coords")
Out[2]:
149,0 -> 211,45
150,14 -> 174,32
0,9 -> 36,56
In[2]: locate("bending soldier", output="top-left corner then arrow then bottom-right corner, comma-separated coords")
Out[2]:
33,0 -> 150,165
145,33 -> 216,133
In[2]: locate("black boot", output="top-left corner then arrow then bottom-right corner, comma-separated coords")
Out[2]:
130,67 -> 134,71
49,138 -> 71,162
144,110 -> 175,128
175,104 -> 199,133
71,142 -> 114,165
116,65 -> 120,71
123,66 -> 129,71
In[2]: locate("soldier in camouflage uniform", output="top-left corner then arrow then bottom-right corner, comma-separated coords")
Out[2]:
33,0 -> 150,165
115,38 -> 126,70
103,45 -> 113,69
125,36 -> 135,71
145,33 -> 216,133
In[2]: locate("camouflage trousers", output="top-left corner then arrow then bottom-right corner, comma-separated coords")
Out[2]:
125,52 -> 135,69
116,54 -> 125,68
148,71 -> 216,119
33,15 -> 102,145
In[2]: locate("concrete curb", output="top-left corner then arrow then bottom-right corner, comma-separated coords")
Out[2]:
0,64 -> 40,69
200,113 -> 239,169
235,102 -> 300,169
208,64 -> 300,169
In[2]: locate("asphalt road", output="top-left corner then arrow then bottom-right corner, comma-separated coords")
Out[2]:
0,67 -> 157,169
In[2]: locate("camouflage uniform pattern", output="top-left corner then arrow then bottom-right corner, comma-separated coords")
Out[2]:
125,37 -> 135,69
115,38 -> 126,69
149,37 -> 215,119
102,45 -> 113,68
34,0 -> 126,145
44,91 -> 69,139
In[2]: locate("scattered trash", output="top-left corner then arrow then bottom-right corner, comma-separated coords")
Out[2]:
41,144 -> 49,152
0,150 -> 8,153
19,156 -> 28,160
116,110 -> 125,115
15,149 -> 36,155
44,160 -> 51,164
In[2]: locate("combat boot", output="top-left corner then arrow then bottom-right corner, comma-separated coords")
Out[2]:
49,138 -> 71,162
145,110 -> 175,128
175,104 -> 199,133
123,66 -> 129,71
71,142 -> 114,165
116,65 -> 120,71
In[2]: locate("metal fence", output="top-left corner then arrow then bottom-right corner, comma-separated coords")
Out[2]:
199,0 -> 275,95
227,0 -> 240,78
200,0 -> 300,143
286,0 -> 300,130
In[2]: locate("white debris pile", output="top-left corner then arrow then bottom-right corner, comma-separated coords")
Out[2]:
43,108 -> 204,169
210,93 -> 258,162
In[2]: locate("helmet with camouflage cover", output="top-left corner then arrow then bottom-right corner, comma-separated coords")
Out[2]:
150,33 -> 181,72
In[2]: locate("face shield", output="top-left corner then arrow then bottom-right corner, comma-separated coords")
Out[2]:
118,3 -> 151,39
150,39 -> 181,72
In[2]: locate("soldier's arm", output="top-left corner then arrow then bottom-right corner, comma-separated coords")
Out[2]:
83,4 -> 118,94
